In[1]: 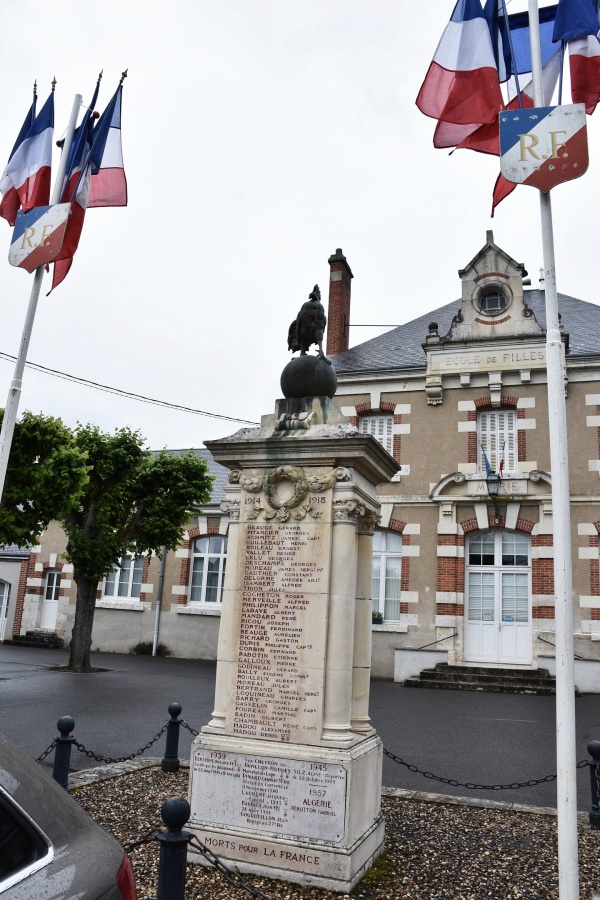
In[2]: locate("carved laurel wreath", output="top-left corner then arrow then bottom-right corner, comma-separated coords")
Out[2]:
228,465 -> 352,511
264,465 -> 308,510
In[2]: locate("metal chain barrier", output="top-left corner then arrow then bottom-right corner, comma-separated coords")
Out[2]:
71,722 -> 169,765
188,834 -> 272,899
123,827 -> 162,853
35,739 -> 57,763
384,747 -> 589,791
180,720 -> 199,737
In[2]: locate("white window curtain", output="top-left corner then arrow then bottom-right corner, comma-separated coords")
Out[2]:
372,529 -> 403,621
190,535 -> 228,604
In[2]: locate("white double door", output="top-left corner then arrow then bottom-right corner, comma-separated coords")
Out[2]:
465,531 -> 532,665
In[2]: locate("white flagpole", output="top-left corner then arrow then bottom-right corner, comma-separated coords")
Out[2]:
0,93 -> 82,508
527,3 -> 579,897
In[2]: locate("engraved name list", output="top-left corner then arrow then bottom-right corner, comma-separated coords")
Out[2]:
229,508 -> 331,746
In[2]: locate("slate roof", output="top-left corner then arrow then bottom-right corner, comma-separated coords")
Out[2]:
156,448 -> 229,506
0,544 -> 30,558
332,290 -> 600,375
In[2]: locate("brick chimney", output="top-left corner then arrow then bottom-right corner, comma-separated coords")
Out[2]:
326,248 -> 353,356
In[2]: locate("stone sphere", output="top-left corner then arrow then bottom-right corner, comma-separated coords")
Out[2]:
280,355 -> 338,399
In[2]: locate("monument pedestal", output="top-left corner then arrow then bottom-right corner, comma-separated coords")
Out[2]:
188,734 -> 383,892
187,397 -> 399,892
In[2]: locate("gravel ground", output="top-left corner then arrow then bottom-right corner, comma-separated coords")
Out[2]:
73,767 -> 600,899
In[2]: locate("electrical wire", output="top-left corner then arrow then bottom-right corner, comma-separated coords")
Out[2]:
0,351 -> 259,426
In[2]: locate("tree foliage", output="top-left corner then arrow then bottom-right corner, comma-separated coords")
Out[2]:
0,410 -> 88,547
62,425 -> 213,672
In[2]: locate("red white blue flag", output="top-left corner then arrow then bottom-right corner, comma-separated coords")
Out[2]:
48,76 -> 100,293
554,0 -> 600,113
88,83 -> 127,208
50,77 -> 127,293
481,446 -> 493,477
0,90 -> 53,227
568,32 -> 600,111
416,0 -> 600,212
416,0 -> 503,135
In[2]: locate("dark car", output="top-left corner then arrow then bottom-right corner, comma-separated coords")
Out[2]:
0,732 -> 136,898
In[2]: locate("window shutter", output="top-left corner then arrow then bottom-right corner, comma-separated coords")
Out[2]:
478,410 -> 516,473
360,415 -> 393,455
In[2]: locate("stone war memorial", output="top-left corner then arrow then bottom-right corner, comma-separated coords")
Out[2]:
187,284 -> 398,891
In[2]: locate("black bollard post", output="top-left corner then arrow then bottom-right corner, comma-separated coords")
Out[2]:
156,797 -> 191,900
52,716 -> 75,790
588,740 -> 600,830
161,702 -> 182,772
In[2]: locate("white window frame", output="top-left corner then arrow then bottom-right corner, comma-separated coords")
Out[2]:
477,409 -> 517,474
189,535 -> 227,605
372,529 -> 403,622
359,414 -> 393,455
103,555 -> 144,600
0,580 -> 10,641
479,288 -> 508,315
44,570 -> 61,602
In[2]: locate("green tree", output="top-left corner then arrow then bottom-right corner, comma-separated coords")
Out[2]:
62,425 -> 213,672
0,410 -> 88,547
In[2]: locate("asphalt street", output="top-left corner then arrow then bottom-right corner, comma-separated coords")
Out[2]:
1,644 -> 599,811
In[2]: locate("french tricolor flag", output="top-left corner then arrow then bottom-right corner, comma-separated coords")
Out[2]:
569,33 -> 600,112
416,0 -> 503,135
50,80 -> 127,293
0,90 -> 53,227
88,83 -> 127,208
552,0 -> 600,113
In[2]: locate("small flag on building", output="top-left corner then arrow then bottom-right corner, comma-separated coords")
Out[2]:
482,446 -> 493,477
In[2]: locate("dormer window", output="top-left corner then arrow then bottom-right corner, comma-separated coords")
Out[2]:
479,289 -> 507,315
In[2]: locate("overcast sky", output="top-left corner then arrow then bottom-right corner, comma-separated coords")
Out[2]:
1,1 -> 597,451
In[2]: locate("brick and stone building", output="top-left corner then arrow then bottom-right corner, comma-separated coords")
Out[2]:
331,232 -> 600,687
4,233 -> 600,689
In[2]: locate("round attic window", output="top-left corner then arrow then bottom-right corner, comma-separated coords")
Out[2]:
478,288 -> 508,316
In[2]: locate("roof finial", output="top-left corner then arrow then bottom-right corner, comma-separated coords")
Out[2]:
120,68 -> 128,84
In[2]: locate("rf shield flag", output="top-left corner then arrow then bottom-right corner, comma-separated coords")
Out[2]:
499,103 -> 588,192
9,203 -> 71,272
